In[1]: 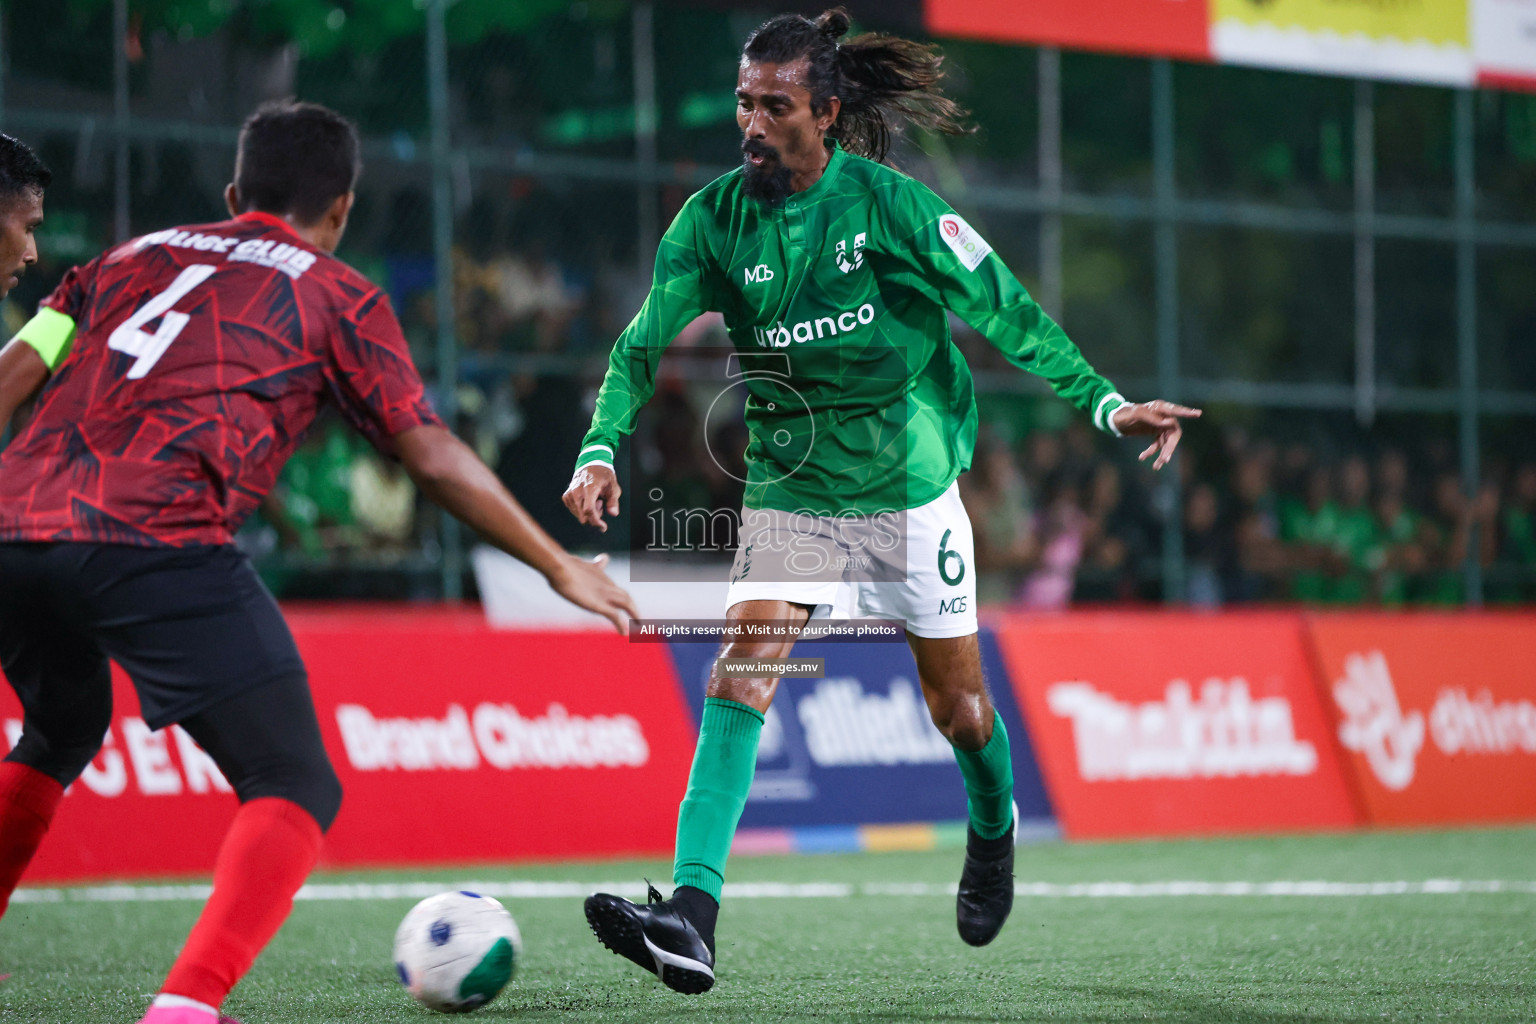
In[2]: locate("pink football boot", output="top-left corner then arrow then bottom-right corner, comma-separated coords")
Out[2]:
136,1001 -> 242,1024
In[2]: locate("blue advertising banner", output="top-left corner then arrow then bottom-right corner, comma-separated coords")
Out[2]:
667,628 -> 1055,829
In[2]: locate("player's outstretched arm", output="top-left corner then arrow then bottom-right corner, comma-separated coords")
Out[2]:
395,424 -> 638,634
1110,400 -> 1203,471
0,337 -> 51,429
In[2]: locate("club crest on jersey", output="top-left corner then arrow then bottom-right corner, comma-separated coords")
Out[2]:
835,232 -> 867,274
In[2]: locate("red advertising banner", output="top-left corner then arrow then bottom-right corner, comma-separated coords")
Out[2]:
0,684 -> 241,881
2,608 -> 696,882
925,0 -> 1213,63
1307,614 -> 1536,827
993,612 -> 1358,839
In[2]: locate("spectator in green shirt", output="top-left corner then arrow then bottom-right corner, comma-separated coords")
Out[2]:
1327,456 -> 1380,604
269,418 -> 365,555
1280,464 -> 1343,603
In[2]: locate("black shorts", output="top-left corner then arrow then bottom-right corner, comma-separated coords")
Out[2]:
0,542 -> 305,730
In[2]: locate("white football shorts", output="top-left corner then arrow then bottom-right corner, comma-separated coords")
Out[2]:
724,480 -> 977,639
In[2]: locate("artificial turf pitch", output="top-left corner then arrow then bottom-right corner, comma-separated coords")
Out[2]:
3,826 -> 1531,1023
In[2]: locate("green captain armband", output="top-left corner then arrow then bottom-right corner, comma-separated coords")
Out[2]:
15,307 -> 78,372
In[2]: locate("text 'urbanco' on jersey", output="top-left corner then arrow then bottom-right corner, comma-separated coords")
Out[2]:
0,211 -> 441,546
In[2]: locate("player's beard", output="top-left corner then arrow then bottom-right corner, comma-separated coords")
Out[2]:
741,139 -> 793,208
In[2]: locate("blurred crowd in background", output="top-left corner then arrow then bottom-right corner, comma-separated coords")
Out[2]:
963,424 -> 1536,609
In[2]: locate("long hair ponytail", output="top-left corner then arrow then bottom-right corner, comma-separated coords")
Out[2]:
741,7 -> 971,164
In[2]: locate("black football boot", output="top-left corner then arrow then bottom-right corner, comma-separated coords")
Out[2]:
956,801 -> 1017,947
584,883 -> 716,994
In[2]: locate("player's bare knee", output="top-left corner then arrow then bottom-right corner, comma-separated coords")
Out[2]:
706,638 -> 790,707
930,698 -> 990,752
720,636 -> 796,662
947,715 -> 990,752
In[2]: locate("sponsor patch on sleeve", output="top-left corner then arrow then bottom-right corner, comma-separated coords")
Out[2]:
936,213 -> 993,272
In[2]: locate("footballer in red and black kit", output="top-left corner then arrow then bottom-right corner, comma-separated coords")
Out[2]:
0,102 -> 637,1024
0,211 -> 440,547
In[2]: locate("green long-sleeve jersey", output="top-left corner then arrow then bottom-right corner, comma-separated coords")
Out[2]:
575,141 -> 1127,515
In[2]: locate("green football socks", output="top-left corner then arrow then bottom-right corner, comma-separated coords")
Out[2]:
953,710 -> 1014,840
672,697 -> 764,902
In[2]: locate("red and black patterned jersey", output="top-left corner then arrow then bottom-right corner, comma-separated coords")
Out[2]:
0,211 -> 442,546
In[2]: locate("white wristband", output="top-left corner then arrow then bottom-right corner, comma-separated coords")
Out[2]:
1095,392 -> 1128,436
574,444 -> 615,472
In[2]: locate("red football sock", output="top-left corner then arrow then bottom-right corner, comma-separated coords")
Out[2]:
0,761 -> 65,919
161,797 -> 322,1008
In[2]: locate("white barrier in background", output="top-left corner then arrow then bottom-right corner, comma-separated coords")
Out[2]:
471,547 -> 730,628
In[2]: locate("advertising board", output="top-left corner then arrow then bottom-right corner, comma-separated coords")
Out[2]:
924,0 -> 1213,62
1,608 -> 697,881
925,0 -> 1536,91
1211,0 -> 1473,85
667,628 -> 1055,830
993,612 -> 1359,839
1474,0 -> 1536,89
1307,613 -> 1536,826
13,606 -> 1528,883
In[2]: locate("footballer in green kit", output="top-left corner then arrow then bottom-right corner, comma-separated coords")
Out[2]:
565,7 -> 1200,993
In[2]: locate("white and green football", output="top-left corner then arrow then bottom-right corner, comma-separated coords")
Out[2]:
393,890 -> 521,1013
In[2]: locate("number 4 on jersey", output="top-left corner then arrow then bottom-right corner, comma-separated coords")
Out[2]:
107,263 -> 217,379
